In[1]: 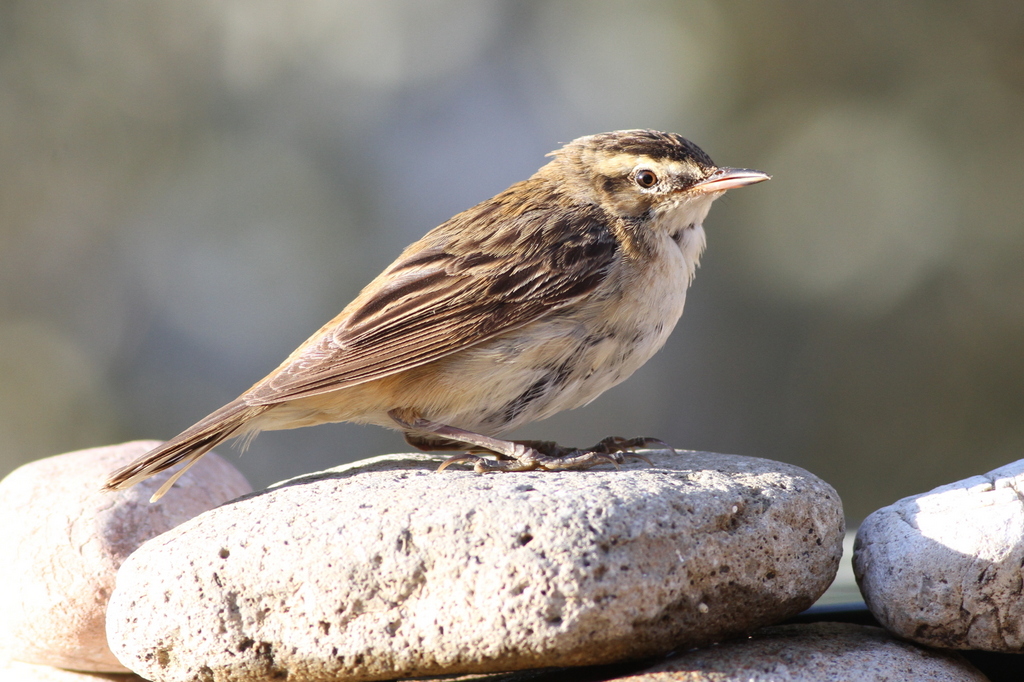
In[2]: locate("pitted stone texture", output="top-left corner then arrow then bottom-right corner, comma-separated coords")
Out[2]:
107,450 -> 843,682
855,459 -> 1024,651
618,622 -> 989,681
0,441 -> 251,672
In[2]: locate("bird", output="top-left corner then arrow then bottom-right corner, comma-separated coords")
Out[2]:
105,129 -> 769,501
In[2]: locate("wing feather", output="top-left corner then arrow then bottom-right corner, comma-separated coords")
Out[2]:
244,179 -> 619,405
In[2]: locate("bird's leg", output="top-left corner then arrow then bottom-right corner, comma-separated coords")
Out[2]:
390,410 -> 559,472
506,437 -> 667,467
402,432 -> 506,455
389,410 -> 663,473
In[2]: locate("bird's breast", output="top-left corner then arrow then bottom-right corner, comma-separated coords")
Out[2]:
423,226 -> 701,434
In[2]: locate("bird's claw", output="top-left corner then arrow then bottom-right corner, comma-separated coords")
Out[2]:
437,435 -> 669,473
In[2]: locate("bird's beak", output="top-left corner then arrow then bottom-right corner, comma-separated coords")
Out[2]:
692,167 -> 771,193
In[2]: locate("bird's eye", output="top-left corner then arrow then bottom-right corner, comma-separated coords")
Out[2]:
634,169 -> 658,188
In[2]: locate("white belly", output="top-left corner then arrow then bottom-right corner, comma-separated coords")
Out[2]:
434,224 -> 703,434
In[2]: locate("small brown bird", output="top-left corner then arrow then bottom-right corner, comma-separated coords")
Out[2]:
106,130 -> 769,501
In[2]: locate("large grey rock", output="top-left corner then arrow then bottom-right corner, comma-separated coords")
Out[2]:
107,450 -> 844,682
855,459 -> 1024,651
108,448 -> 843,675
0,440 -> 251,672
618,622 -> 989,681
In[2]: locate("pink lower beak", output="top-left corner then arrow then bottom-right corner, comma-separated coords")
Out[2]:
693,167 -> 771,193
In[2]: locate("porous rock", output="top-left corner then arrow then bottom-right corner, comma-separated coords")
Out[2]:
107,450 -> 844,682
855,458 -> 1024,651
618,622 -> 989,681
0,440 -> 251,672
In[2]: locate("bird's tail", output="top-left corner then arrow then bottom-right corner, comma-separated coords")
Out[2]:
104,399 -> 271,502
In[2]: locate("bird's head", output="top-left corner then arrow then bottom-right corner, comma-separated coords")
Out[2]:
544,129 -> 769,228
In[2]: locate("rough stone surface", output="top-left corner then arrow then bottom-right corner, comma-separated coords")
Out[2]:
0,440 -> 251,673
617,622 -> 989,681
855,459 -> 1024,651
107,450 -> 843,682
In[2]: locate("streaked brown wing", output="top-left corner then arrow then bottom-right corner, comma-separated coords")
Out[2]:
244,183 -> 619,406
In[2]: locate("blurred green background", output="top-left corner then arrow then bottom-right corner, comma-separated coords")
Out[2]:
1,1 -> 1022,523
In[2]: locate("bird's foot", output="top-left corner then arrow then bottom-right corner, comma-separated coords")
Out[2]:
439,436 -> 670,472
388,408 -> 669,474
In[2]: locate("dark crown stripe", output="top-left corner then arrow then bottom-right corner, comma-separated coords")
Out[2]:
586,129 -> 716,169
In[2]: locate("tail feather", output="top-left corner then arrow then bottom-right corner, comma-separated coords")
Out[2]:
104,399 -> 270,501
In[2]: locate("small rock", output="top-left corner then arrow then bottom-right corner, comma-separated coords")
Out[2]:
0,440 -> 251,672
618,622 -> 989,681
854,459 -> 1024,651
107,450 -> 843,682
